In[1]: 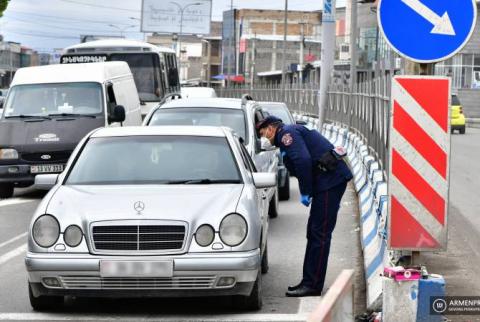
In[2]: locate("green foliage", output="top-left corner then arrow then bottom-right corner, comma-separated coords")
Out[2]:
0,0 -> 9,17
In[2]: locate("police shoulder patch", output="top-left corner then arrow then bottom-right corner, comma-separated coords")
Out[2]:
281,133 -> 293,146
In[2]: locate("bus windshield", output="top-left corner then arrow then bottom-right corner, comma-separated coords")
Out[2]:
110,53 -> 161,102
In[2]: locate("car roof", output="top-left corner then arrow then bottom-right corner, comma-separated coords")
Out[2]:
90,126 -> 228,138
160,98 -> 250,110
11,62 -> 131,85
64,39 -> 175,54
258,102 -> 288,107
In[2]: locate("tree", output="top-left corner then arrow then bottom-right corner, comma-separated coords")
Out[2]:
0,0 -> 9,18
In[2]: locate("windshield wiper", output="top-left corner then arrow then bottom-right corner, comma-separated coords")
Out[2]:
5,114 -> 51,120
166,179 -> 241,185
49,113 -> 97,118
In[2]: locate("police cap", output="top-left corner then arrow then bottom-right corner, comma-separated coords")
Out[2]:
256,116 -> 283,130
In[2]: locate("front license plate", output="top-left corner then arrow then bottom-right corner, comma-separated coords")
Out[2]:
100,260 -> 174,278
31,164 -> 64,174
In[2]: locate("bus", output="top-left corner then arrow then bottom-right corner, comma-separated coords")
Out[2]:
61,39 -> 180,115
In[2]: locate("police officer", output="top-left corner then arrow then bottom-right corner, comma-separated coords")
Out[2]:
256,116 -> 353,297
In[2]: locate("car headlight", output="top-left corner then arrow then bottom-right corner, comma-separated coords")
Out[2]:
64,225 -> 83,247
195,224 -> 215,247
219,214 -> 248,247
0,148 -> 18,160
32,215 -> 60,248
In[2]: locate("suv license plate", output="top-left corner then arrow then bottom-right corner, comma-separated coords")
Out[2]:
30,164 -> 64,174
100,260 -> 174,278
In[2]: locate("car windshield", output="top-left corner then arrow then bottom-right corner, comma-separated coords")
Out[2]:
261,104 -> 294,124
110,53 -> 161,102
149,108 -> 248,143
66,136 -> 242,185
4,82 -> 103,117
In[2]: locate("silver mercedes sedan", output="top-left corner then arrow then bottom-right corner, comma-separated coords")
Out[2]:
25,126 -> 276,311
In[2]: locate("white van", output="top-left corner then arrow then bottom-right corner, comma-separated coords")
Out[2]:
0,62 -> 142,198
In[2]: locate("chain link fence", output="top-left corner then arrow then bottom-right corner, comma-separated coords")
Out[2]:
218,75 -> 392,171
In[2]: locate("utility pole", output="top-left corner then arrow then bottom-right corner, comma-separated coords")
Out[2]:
281,0 -> 288,99
226,0 -> 234,87
349,0 -> 357,114
250,34 -> 256,90
299,22 -> 306,83
318,0 -> 336,128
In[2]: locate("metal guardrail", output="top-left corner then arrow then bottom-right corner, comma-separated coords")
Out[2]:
219,76 -> 391,171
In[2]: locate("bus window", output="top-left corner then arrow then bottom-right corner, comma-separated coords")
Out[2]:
110,53 -> 162,102
165,53 -> 180,92
159,54 -> 168,94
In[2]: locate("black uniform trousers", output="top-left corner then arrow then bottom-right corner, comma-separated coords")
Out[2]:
301,180 -> 348,291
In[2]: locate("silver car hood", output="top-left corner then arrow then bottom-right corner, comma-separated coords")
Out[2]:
46,184 -> 244,226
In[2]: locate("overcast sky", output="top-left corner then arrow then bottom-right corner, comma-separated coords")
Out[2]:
0,0 -> 346,52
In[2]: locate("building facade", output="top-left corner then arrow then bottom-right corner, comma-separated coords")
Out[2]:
221,9 -> 322,84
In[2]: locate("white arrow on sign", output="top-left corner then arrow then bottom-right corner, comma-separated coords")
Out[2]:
401,0 -> 456,36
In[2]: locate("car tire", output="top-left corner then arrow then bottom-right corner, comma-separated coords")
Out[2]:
261,243 -> 269,274
0,183 -> 14,199
460,126 -> 466,134
279,174 -> 290,201
28,283 -> 63,311
233,271 -> 262,311
268,189 -> 279,218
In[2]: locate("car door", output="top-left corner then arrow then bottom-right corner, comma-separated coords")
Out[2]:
236,137 -> 268,248
251,107 -> 278,199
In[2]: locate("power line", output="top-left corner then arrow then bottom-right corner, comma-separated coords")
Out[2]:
6,10 -> 140,26
4,15 -> 140,33
57,0 -> 141,12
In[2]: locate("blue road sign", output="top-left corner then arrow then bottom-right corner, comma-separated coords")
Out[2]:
378,0 -> 477,63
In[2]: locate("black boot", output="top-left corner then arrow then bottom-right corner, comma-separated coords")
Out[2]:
285,285 -> 322,297
287,282 -> 303,291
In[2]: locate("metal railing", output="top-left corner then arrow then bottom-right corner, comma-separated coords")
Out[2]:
218,76 -> 391,171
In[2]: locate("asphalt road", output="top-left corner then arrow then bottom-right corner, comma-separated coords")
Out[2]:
422,128 -> 480,321
0,179 -> 361,321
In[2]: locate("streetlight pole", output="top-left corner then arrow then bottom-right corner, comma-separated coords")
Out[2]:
129,17 -> 146,41
170,2 -> 202,59
109,24 -> 136,38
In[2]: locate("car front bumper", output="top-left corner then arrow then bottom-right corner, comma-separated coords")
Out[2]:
0,164 -> 35,186
26,249 -> 260,298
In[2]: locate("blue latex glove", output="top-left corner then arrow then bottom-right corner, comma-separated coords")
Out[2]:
281,151 -> 287,158
301,194 -> 312,207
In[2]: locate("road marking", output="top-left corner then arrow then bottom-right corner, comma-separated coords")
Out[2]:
0,198 -> 36,208
0,244 -> 27,265
0,233 -> 27,249
0,313 -> 308,321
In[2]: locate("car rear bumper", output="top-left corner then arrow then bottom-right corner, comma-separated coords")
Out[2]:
26,249 -> 260,298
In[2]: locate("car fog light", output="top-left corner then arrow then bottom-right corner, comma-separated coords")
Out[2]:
42,277 -> 61,288
7,167 -> 19,174
217,277 -> 236,287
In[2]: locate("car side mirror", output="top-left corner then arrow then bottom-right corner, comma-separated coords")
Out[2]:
109,105 -> 126,124
252,173 -> 277,189
296,120 -> 308,125
35,174 -> 59,190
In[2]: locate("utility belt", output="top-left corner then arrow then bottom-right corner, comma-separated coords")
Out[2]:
316,146 -> 347,174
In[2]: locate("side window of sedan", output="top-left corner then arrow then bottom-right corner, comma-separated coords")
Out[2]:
240,141 -> 257,173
